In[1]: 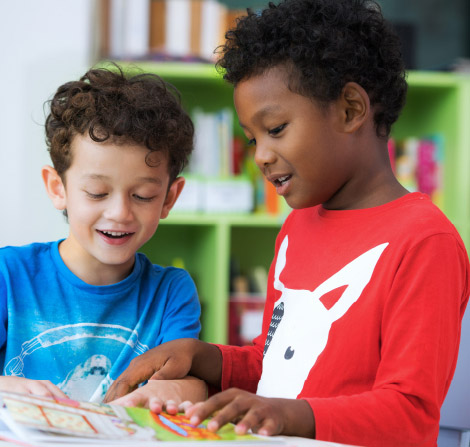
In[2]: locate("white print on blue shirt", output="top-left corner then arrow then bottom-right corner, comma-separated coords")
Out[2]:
257,235 -> 388,398
0,241 -> 201,404
4,323 -> 149,402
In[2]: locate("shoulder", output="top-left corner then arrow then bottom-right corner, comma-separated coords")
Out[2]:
386,194 -> 465,250
285,193 -> 462,241
276,194 -> 468,265
0,241 -> 57,268
135,253 -> 196,287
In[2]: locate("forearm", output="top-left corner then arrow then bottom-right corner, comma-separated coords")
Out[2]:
189,341 -> 223,389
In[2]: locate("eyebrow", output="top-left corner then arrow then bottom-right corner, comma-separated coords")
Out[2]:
239,104 -> 282,128
82,174 -> 163,185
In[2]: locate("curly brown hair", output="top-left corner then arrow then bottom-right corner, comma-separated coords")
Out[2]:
216,0 -> 407,137
45,64 -> 194,184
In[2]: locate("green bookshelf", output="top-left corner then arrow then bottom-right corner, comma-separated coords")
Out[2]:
392,71 -> 470,248
141,213 -> 283,343
114,61 -> 470,343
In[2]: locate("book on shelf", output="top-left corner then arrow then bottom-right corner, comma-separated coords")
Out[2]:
172,108 -> 256,214
0,391 -> 280,446
229,263 -> 268,347
229,294 -> 266,347
389,135 -> 444,208
147,0 -> 245,61
108,0 -> 150,58
105,0 -> 248,61
191,108 -> 234,178
173,175 -> 254,214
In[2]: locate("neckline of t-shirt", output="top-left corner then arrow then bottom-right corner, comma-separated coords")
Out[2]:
50,239 -> 142,294
317,192 -> 429,220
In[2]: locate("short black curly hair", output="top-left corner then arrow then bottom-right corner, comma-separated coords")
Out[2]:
45,64 -> 194,184
216,0 -> 407,137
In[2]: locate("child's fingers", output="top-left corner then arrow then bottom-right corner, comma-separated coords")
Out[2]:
162,399 -> 179,415
148,397 -> 164,413
256,418 -> 279,437
48,386 -> 68,400
185,400 -> 206,417
103,365 -> 155,402
188,393 -> 248,432
179,400 -> 194,412
32,380 -> 67,399
206,401 -> 246,433
237,409 -> 279,436
110,390 -> 149,408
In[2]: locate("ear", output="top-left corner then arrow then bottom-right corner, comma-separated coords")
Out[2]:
42,165 -> 67,210
160,176 -> 185,219
336,82 -> 370,133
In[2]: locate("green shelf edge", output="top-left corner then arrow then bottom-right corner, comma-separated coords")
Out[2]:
407,71 -> 470,88
162,212 -> 287,227
100,60 -> 227,83
102,60 -> 470,87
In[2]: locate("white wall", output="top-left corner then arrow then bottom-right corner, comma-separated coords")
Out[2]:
0,0 -> 94,246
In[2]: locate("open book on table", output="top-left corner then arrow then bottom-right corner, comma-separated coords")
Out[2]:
0,391 -> 282,446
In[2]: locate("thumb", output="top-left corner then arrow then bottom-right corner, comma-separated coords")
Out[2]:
104,362 -> 158,403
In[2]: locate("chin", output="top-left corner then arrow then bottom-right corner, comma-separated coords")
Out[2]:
96,254 -> 134,267
286,198 -> 319,210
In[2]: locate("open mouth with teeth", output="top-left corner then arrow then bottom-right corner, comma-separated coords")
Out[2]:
98,230 -> 133,239
274,175 -> 292,187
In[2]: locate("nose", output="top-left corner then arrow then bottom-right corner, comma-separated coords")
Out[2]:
253,140 -> 276,169
103,194 -> 133,223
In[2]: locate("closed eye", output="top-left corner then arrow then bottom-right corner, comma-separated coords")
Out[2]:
134,194 -> 155,202
86,192 -> 107,200
268,123 -> 287,136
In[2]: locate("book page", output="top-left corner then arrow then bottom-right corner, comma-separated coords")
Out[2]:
0,391 -> 280,445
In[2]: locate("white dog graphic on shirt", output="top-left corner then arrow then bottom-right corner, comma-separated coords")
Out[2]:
257,235 -> 388,398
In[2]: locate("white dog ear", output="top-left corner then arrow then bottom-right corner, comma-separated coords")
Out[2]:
315,243 -> 389,322
42,165 -> 67,211
274,235 -> 288,293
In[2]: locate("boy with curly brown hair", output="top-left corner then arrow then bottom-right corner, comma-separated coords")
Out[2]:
104,1 -> 469,446
0,65 -> 201,403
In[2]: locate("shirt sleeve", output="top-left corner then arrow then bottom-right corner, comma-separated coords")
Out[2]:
159,268 -> 202,343
309,233 -> 470,447
216,341 -> 264,393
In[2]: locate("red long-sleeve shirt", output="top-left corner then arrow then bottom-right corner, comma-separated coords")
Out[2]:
218,193 -> 469,447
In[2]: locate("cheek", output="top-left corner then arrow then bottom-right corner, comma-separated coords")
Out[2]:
66,195 -> 101,222
140,204 -> 164,229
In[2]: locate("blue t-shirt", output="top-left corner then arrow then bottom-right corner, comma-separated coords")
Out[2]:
0,240 -> 201,402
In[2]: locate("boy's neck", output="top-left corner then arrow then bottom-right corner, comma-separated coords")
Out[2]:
58,238 -> 135,286
325,172 -> 408,211
323,137 -> 408,211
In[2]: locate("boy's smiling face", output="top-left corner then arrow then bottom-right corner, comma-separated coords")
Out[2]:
43,134 -> 184,285
234,65 -> 359,210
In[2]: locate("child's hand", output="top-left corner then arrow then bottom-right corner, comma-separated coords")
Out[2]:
108,376 -> 207,414
184,388 -> 315,438
0,376 -> 67,399
103,338 -> 221,403
103,338 -> 196,402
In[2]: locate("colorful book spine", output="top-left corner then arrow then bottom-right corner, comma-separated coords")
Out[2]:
391,135 -> 444,206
